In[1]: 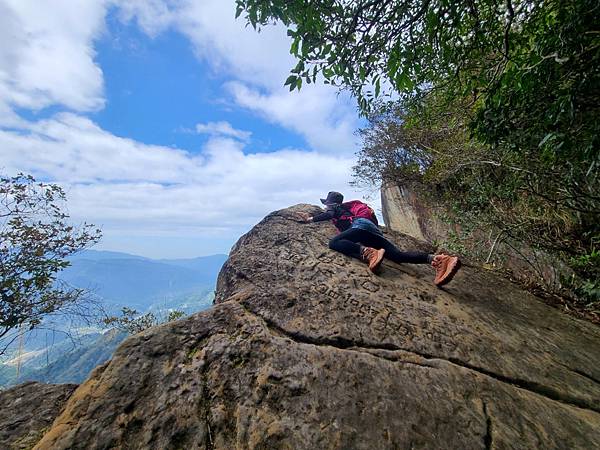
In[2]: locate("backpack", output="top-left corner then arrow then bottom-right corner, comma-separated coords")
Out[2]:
332,200 -> 378,230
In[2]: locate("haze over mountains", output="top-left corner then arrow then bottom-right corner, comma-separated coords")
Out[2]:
0,250 -> 227,387
62,250 -> 228,312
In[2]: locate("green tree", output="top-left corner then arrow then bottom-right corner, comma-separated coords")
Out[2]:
0,174 -> 102,352
236,1 -> 535,108
102,307 -> 185,335
354,90 -> 599,306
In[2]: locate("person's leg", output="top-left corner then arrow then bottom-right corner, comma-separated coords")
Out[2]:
330,228 -> 460,284
328,228 -> 372,259
357,233 -> 432,265
329,228 -> 386,272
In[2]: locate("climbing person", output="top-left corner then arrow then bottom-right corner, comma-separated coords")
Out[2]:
298,191 -> 461,286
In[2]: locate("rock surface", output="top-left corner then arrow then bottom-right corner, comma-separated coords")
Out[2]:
380,182 -> 430,241
0,381 -> 77,450
34,205 -> 600,449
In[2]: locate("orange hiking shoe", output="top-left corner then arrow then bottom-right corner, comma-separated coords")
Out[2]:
361,247 -> 385,273
432,254 -> 461,286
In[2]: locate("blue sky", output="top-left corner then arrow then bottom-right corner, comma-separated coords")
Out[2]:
93,10 -> 306,153
1,0 -> 376,258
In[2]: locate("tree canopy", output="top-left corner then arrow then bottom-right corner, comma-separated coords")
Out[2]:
0,174 -> 102,352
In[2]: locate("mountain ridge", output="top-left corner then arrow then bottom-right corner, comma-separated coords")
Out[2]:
0,251 -> 226,388
60,251 -> 227,309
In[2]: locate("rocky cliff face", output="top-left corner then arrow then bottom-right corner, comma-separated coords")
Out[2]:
25,205 -> 600,449
380,182 -> 431,241
0,382 -> 76,450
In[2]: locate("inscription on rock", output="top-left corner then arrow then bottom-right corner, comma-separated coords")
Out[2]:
311,282 -> 417,339
271,230 -> 460,351
360,280 -> 380,293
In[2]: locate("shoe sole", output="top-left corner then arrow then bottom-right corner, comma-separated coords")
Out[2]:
435,258 -> 461,286
369,249 -> 385,274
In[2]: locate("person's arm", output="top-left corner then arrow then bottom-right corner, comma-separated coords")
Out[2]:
298,208 -> 336,223
311,210 -> 335,222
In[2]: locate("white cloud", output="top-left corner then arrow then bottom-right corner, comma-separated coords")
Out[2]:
195,121 -> 251,142
172,0 -> 294,89
227,81 -> 359,153
173,0 -> 362,153
0,0 -> 107,118
117,0 -> 362,154
0,0 -> 362,151
1,113 -> 197,183
114,0 -> 175,37
0,0 -> 378,257
1,114 -> 376,257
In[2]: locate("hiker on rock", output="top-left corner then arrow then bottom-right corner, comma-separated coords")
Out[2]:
299,191 -> 461,286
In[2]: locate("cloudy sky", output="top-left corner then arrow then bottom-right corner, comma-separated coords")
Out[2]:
1,0 -> 378,258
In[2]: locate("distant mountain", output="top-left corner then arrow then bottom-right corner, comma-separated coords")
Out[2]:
159,254 -> 230,276
25,329 -> 127,384
60,251 -> 228,310
0,250 -> 228,387
69,250 -> 149,261
3,250 -> 226,353
0,330 -> 127,386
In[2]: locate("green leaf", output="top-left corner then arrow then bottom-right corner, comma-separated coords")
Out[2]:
538,133 -> 554,147
284,75 -> 297,86
290,38 -> 299,56
395,71 -> 414,91
301,39 -> 309,57
359,66 -> 366,82
235,5 -> 243,19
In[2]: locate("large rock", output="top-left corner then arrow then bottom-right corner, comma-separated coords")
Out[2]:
34,205 -> 600,449
0,381 -> 77,449
380,182 -> 431,241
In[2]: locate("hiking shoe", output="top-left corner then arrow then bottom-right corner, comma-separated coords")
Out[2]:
432,254 -> 461,286
361,247 -> 385,273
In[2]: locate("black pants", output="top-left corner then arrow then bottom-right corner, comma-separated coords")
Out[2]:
329,228 -> 430,264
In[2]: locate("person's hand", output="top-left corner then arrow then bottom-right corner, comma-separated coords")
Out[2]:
297,212 -> 312,223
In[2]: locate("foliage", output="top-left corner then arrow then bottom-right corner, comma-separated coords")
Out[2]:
355,89 -> 599,305
237,1 -> 558,111
102,307 -> 185,335
236,0 -> 599,306
0,174 -> 102,351
565,245 -> 600,303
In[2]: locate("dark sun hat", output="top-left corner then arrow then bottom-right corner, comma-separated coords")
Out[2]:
320,191 -> 344,205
